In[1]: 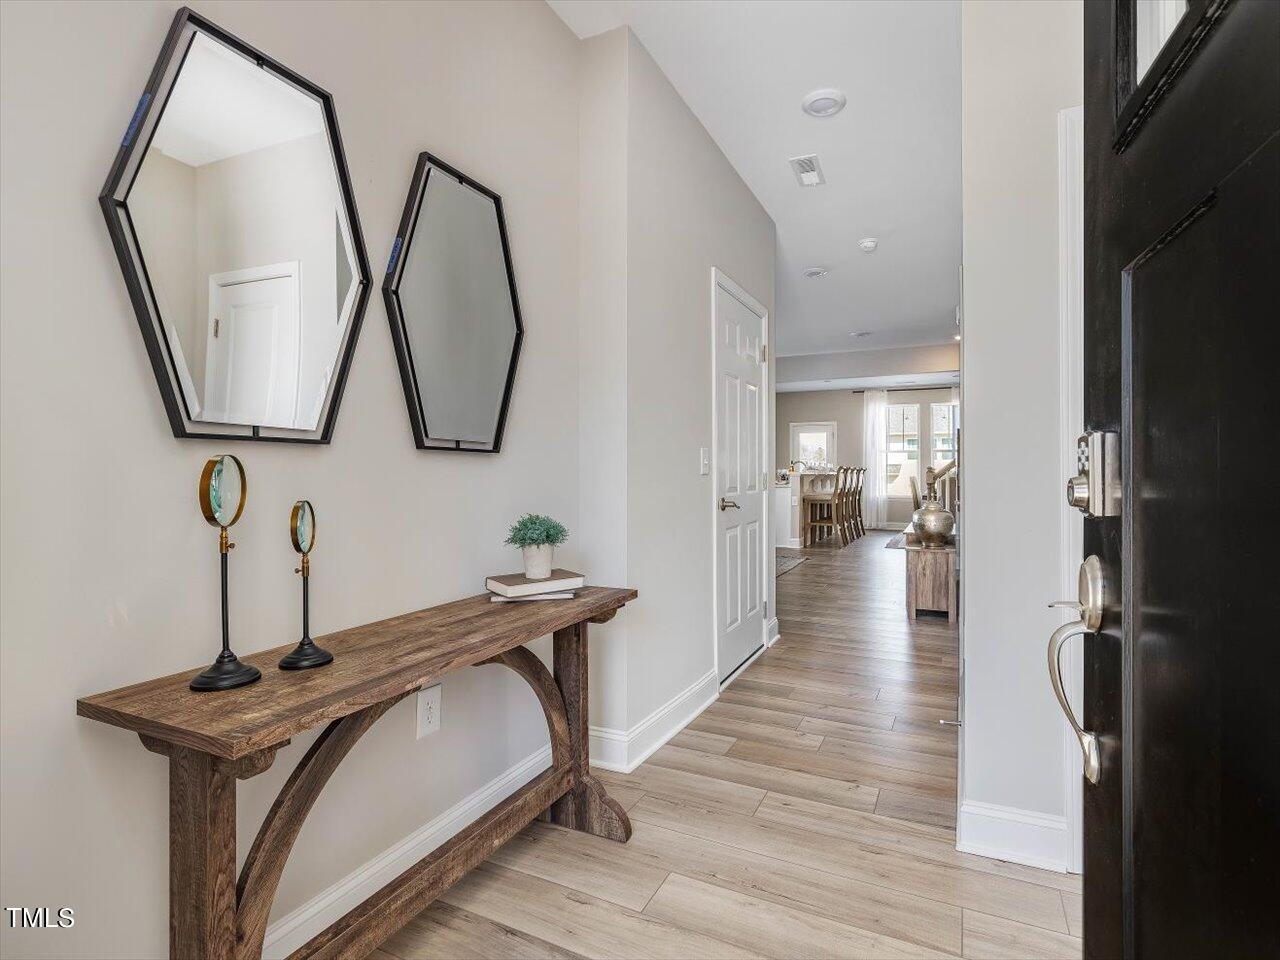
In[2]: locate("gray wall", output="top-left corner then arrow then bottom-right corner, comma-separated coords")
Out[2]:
776,389 -> 864,470
1,1 -> 584,956
579,28 -> 777,747
959,0 -> 1083,865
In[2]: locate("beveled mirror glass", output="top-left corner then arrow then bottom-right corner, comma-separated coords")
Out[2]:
384,153 -> 523,453
100,8 -> 370,443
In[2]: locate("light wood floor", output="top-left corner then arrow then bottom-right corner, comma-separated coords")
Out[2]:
371,532 -> 1082,960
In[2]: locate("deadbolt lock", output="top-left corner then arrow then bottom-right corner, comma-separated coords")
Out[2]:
1067,431 -> 1121,518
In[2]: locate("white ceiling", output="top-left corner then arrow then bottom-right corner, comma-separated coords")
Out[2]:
549,0 -> 962,358
151,33 -> 325,167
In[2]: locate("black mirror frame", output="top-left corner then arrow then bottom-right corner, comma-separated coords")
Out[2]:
383,152 -> 524,454
98,6 -> 372,444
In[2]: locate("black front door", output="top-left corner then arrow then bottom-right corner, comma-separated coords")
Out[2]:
1083,1 -> 1278,956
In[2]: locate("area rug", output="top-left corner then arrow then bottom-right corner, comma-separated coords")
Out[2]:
776,553 -> 808,576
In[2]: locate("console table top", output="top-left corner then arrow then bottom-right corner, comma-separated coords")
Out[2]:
76,586 -> 636,759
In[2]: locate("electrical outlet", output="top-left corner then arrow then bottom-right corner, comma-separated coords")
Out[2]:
416,684 -> 441,738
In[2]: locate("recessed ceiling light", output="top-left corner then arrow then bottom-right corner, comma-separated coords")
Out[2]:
802,267 -> 829,279
858,238 -> 879,253
850,331 -> 872,338
802,89 -> 847,118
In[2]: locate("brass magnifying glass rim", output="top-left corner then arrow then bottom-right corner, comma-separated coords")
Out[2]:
290,499 -> 315,554
199,454 -> 247,528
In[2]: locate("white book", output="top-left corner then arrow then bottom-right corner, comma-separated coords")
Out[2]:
485,569 -> 585,598
489,592 -> 576,603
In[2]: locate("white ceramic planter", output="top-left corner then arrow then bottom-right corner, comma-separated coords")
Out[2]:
522,544 -> 553,580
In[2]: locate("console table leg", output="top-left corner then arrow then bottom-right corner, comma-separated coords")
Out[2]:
550,622 -> 632,842
168,746 -> 238,960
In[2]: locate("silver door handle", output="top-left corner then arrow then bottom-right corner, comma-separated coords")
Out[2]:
719,498 -> 740,511
1047,555 -> 1105,784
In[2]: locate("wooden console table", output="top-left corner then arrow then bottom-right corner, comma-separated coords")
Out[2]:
77,586 -> 637,960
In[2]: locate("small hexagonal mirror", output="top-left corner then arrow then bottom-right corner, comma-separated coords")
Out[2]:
99,8 -> 370,443
384,153 -> 523,453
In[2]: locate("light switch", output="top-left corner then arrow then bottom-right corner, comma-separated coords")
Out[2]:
699,447 -> 710,476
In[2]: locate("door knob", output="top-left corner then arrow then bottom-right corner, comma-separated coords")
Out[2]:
1047,555 -> 1105,784
719,498 -> 740,511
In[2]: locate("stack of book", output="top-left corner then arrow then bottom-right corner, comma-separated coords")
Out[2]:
486,569 -> 585,603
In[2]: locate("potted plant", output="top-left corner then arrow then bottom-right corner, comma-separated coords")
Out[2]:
505,514 -> 568,580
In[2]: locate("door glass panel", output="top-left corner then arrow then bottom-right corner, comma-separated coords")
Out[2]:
1135,0 -> 1188,81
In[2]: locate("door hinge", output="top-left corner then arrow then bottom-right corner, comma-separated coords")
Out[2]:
213,317 -> 220,338
760,344 -> 768,363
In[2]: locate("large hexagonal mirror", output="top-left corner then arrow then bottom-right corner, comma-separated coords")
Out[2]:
99,8 -> 370,443
384,153 -> 523,453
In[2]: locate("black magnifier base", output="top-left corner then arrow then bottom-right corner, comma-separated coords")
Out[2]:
278,639 -> 334,671
190,650 -> 262,691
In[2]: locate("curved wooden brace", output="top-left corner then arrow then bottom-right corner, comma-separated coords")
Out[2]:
234,695 -> 407,960
480,646 -> 571,768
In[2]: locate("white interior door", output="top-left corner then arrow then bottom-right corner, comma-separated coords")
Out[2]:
714,273 -> 767,683
204,263 -> 300,427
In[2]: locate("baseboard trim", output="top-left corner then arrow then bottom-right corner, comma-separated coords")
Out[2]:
588,667 -> 718,773
261,744 -> 553,958
765,617 -> 780,647
956,799 -> 1070,873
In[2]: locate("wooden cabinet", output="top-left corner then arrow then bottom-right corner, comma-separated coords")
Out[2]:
905,544 -> 957,623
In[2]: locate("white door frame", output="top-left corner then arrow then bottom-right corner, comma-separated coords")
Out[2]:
710,267 -> 771,687
1057,105 -> 1085,874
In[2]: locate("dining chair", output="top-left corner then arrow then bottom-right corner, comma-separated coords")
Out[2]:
852,467 -> 866,538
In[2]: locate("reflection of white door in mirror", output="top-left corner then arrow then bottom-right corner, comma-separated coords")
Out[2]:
203,263 -> 300,427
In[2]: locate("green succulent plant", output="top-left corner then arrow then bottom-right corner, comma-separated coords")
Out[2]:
505,514 -> 569,548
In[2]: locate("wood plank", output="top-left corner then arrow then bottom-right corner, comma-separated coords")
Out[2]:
594,763 -> 766,816
644,873 -> 955,960
625,822 -> 964,955
648,744 -> 878,813
800,718 -> 957,758
814,729 -> 957,777
687,713 -> 823,751
960,911 -> 1081,959
727,740 -> 956,798
666,728 -> 735,755
77,587 -> 636,758
379,901 -> 584,960
874,789 -> 958,829
439,862 -> 765,960
718,687 -> 898,730
701,699 -> 804,730
1060,891 -> 1082,938
488,821 -> 668,910
629,795 -> 1069,933
755,794 -> 1081,893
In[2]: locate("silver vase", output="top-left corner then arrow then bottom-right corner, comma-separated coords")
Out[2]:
911,500 -> 955,547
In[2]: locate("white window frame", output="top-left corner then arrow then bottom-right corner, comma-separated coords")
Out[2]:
930,402 -> 959,471
789,421 -> 837,467
885,403 -> 921,499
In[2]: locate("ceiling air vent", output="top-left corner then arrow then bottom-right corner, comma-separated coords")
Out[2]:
789,154 -> 826,187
